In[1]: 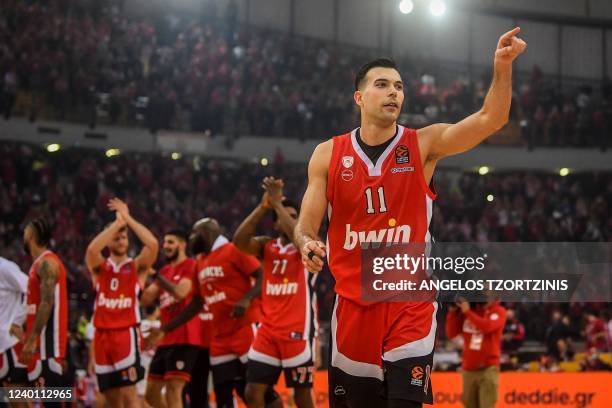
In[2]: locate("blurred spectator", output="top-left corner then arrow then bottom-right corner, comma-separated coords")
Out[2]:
545,311 -> 571,355
502,308 -> 525,353
584,312 -> 609,352
553,338 -> 575,363
579,347 -> 611,371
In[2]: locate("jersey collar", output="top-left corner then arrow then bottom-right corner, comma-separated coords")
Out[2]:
211,235 -> 229,252
350,125 -> 404,177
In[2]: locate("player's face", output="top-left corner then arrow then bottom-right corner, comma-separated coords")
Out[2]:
189,230 -> 210,255
109,229 -> 129,256
274,207 -> 298,239
356,67 -> 404,125
163,235 -> 184,262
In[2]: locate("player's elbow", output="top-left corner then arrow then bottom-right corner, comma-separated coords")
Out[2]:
482,110 -> 509,132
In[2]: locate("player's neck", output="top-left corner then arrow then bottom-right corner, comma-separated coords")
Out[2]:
359,120 -> 397,146
109,253 -> 129,264
170,253 -> 187,266
30,246 -> 47,260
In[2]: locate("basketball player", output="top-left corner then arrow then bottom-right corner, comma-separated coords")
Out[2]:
140,230 -> 204,407
234,177 -> 316,408
85,198 -> 158,407
294,28 -> 526,407
20,218 -> 71,395
1,256 -> 29,408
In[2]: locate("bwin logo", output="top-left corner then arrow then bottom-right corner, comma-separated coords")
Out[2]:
343,223 -> 411,250
334,386 -> 346,396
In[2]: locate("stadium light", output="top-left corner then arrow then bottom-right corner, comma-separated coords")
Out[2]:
559,167 -> 570,177
46,143 -> 61,153
478,166 -> 490,176
105,148 -> 121,158
429,0 -> 446,16
487,194 -> 494,202
399,0 -> 414,14
171,152 -> 182,160
260,157 -> 269,167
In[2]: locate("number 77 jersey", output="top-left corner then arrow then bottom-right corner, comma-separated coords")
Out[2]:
326,125 -> 437,305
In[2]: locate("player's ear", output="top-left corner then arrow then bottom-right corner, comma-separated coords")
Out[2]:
354,90 -> 363,107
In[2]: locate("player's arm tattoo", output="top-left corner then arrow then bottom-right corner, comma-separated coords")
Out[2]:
160,294 -> 203,333
29,259 -> 58,339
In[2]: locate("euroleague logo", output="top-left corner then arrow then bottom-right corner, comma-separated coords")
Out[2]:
395,145 -> 410,164
410,365 -> 424,387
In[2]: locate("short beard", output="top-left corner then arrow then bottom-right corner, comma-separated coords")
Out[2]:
165,250 -> 179,262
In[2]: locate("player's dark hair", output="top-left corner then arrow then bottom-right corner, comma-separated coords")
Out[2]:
165,229 -> 189,241
271,199 -> 300,222
355,58 -> 398,90
27,217 -> 52,247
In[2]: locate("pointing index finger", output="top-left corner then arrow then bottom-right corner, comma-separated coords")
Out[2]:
501,27 -> 521,42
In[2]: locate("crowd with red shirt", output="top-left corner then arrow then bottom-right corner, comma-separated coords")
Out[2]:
1,0 -> 612,147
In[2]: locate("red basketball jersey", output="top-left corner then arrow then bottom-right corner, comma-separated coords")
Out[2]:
262,238 -> 316,340
93,258 -> 141,329
196,237 -> 262,337
194,254 -> 214,348
326,126 -> 437,304
25,250 -> 68,360
157,258 -> 202,347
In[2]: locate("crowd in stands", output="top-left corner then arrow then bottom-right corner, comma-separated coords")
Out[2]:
1,0 -> 612,148
1,141 -> 611,374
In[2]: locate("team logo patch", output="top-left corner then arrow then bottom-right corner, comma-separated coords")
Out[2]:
289,331 -> 303,340
334,385 -> 346,396
410,365 -> 424,387
342,156 -> 354,168
341,169 -> 353,181
395,145 -> 410,164
176,360 -> 185,370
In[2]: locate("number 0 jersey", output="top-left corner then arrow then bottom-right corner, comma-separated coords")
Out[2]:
326,125 -> 437,304
93,258 -> 141,329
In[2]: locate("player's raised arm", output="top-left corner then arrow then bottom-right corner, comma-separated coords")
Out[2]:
263,177 -> 299,246
295,140 -> 332,272
233,184 -> 273,258
108,198 -> 159,273
419,27 -> 527,162
85,212 -> 126,276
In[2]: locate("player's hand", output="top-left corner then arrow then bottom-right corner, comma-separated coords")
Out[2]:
301,240 -> 326,273
114,211 -> 127,228
108,198 -> 130,219
494,27 -> 526,67
9,324 -> 24,342
262,177 -> 285,206
457,300 -> 470,313
87,357 -> 95,376
143,328 -> 164,351
20,337 -> 36,365
231,298 -> 250,318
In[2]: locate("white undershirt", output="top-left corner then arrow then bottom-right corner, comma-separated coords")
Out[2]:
0,257 -> 28,352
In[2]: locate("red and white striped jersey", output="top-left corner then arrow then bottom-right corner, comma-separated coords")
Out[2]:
25,250 -> 68,360
93,258 -> 141,329
261,238 -> 316,340
326,125 -> 437,304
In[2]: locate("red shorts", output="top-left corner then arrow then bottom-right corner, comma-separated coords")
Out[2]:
248,324 -> 313,368
93,326 -> 144,392
331,297 -> 437,379
209,324 -> 255,366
